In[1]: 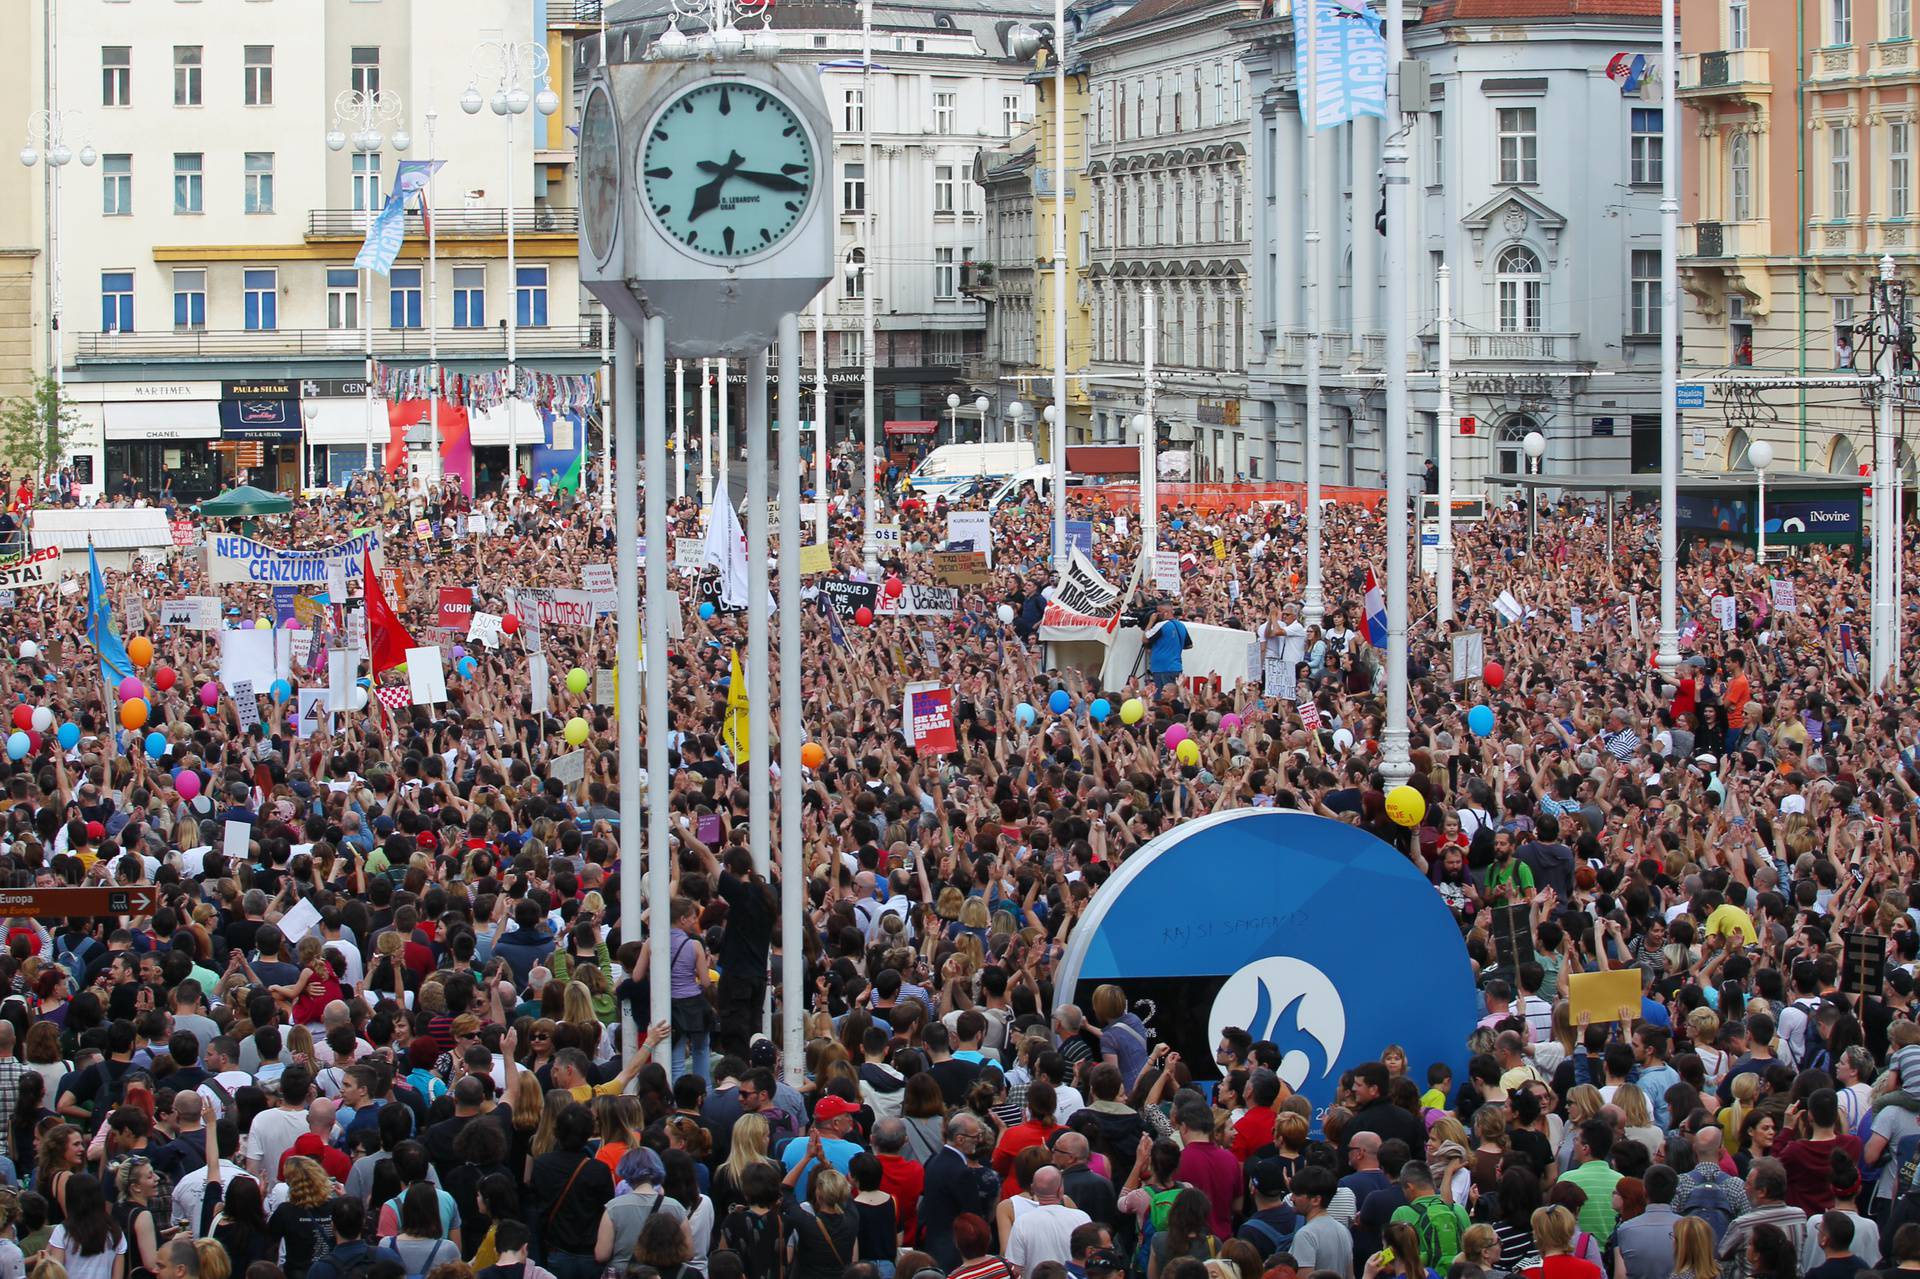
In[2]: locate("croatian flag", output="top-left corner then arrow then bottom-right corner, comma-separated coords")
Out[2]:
1364,566 -> 1388,649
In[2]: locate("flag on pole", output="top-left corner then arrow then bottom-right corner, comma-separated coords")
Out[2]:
355,159 -> 445,276
554,451 -> 583,493
363,550 -> 416,673
1294,0 -> 1388,129
722,648 -> 750,763
88,545 -> 136,687
702,481 -> 751,609
1364,566 -> 1388,650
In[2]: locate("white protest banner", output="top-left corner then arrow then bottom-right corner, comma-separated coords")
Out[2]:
674,537 -> 706,571
328,650 -> 354,714
1449,630 -> 1486,684
520,606 -> 545,655
230,680 -> 262,731
1493,590 -> 1525,624
275,895 -> 322,944
1038,548 -> 1124,643
220,631 -> 277,693
1771,580 -> 1797,612
875,582 -> 960,619
0,547 -> 60,591
326,558 -> 350,605
595,669 -> 616,707
1152,551 -> 1181,596
873,523 -> 903,553
519,589 -> 596,629
529,653 -> 550,715
1570,606 -> 1585,634
1299,699 -> 1322,729
160,597 -> 222,631
296,688 -> 329,740
946,511 -> 992,565
223,820 -> 252,862
406,645 -> 448,705
208,529 -> 382,586
468,513 -> 489,536
551,749 -> 587,786
582,564 -> 615,596
1716,594 -> 1737,631
468,612 -> 504,649
1263,655 -> 1296,701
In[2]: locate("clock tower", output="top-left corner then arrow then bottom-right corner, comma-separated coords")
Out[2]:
579,58 -> 833,360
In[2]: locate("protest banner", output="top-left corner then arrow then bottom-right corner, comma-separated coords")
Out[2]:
873,524 -> 903,553
1771,579 -> 1798,612
406,646 -> 448,705
519,588 -> 596,629
674,537 -> 706,571
904,682 -> 958,757
798,543 -> 832,575
0,547 -> 60,591
1152,551 -> 1181,596
1039,548 -> 1124,643
550,749 -> 587,786
928,551 -> 990,587
817,577 -> 880,621
1568,969 -> 1642,1023
582,563 -> 615,595
946,512 -> 991,564
467,612 -> 504,649
159,597 -> 221,631
438,587 -> 474,631
209,530 -> 382,586
296,688 -> 329,740
169,519 -> 196,548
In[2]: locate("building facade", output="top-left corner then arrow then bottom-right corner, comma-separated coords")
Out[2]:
1241,0 -> 1662,493
1678,0 -> 1916,478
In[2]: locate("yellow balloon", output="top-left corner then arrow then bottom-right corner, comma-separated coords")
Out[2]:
1175,738 -> 1200,766
1386,784 -> 1427,828
1120,697 -> 1146,725
564,716 -> 590,747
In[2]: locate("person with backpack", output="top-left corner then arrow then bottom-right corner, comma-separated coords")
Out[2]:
1145,1188 -> 1218,1279
1234,1159 -> 1298,1263
1388,1161 -> 1469,1273
717,1162 -> 785,1279
1675,1126 -> 1751,1246
594,1147 -> 689,1269
305,1199 -> 399,1279
1118,1137 -> 1187,1275
383,1183 -> 461,1279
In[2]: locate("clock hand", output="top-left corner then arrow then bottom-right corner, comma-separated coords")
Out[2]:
729,169 -> 806,193
688,151 -> 748,221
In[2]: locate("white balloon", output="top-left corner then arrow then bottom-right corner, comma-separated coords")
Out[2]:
17,641 -> 36,659
996,604 -> 1016,625
351,686 -> 370,711
1330,728 -> 1354,753
30,707 -> 52,733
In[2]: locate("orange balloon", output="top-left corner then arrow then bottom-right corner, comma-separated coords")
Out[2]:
801,741 -> 826,769
128,636 -> 154,668
119,699 -> 147,731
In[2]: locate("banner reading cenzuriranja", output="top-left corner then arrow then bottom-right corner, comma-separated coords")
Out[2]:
209,530 -> 384,586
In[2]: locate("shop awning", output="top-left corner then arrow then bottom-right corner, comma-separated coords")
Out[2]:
467,401 -> 544,447
102,401 -> 220,441
303,399 -> 386,446
219,400 -> 302,442
884,420 -> 937,437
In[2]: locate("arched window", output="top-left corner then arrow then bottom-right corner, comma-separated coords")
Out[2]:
844,248 -> 865,299
1827,434 -> 1859,474
1497,415 -> 1539,476
1725,425 -> 1752,470
1496,246 -> 1543,333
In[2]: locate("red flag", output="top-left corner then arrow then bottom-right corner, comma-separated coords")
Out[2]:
363,551 -> 416,674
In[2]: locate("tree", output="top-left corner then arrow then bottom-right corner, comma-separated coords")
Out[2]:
0,375 -> 78,482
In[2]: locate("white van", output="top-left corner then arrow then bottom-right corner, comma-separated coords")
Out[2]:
902,442 -> 1037,500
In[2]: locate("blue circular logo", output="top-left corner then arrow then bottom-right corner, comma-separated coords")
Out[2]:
1055,809 -> 1476,1115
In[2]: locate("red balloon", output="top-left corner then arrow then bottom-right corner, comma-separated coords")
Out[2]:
8,706 -> 30,732
502,614 -> 521,635
854,606 -> 875,627
1483,661 -> 1505,689
25,731 -> 39,756
883,576 -> 904,599
153,667 -> 178,692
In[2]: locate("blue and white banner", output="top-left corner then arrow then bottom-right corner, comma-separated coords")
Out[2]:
354,159 -> 444,277
1295,0 -> 1388,129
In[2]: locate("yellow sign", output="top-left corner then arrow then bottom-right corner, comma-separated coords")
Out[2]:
722,648 -> 749,763
1567,969 -> 1642,1025
798,543 -> 832,575
1212,538 -> 1228,562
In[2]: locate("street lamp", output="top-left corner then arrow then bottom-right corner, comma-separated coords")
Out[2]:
464,39 -> 559,495
1749,439 -> 1774,565
301,401 -> 319,493
19,109 -> 94,482
330,87 -> 406,478
973,395 -> 990,443
1523,430 -> 1546,558
1133,411 -> 1157,565
946,393 -> 961,445
1009,401 -> 1027,444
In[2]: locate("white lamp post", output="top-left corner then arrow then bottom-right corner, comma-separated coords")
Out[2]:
463,40 -> 558,495
946,392 -> 961,444
1009,400 -> 1027,444
1134,411 -> 1156,565
329,87 -> 406,479
1749,438 -> 1774,565
301,401 -> 319,493
973,395 -> 990,443
1523,430 -> 1546,558
19,109 -> 94,482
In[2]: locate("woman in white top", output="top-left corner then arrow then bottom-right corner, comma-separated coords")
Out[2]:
48,1174 -> 127,1279
1836,1044 -> 1877,1131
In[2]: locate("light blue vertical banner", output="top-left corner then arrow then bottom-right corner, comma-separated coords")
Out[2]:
1294,0 -> 1388,129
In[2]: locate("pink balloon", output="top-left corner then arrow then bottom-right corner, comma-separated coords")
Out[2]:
175,770 -> 201,800
117,676 -> 143,702
199,682 -> 220,707
1163,723 -> 1189,749
1221,713 -> 1243,736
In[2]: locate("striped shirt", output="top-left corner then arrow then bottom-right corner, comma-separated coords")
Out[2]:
1604,728 -> 1641,760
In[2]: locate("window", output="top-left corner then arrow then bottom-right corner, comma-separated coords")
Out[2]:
1831,0 -> 1852,44
1729,294 -> 1753,364
515,265 -> 548,327
326,267 -> 358,330
353,153 -> 381,212
1431,109 -> 1445,186
1214,63 -> 1228,124
844,247 -> 865,298
172,153 -> 202,213
389,267 -> 422,328
1002,93 -> 1022,136
1895,0 -> 1914,41
1630,249 -> 1660,335
172,268 -> 206,330
102,47 -> 130,107
100,272 -> 133,333
244,153 -> 274,214
1835,296 -> 1858,367
843,162 -> 866,213
351,47 -> 380,97
934,164 -> 956,214
1497,108 -> 1538,183
1894,121 -> 1912,218
1729,0 -> 1750,47
843,88 -> 863,132
1832,124 -> 1854,218
1730,132 -> 1754,220
453,266 -> 485,328
173,46 -> 201,106
840,330 -> 865,367
102,154 -> 131,215
933,90 -> 956,134
1631,108 -> 1663,184
244,46 -> 273,106
935,247 -> 956,299
244,269 -> 277,331
1496,246 -> 1543,332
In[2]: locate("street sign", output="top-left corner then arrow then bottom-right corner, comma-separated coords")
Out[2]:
1675,384 -> 1706,409
0,886 -> 159,917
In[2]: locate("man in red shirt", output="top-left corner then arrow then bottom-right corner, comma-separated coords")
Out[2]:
1175,1097 -> 1241,1238
871,1116 -> 925,1242
1232,1070 -> 1284,1163
991,1079 -> 1063,1199
1724,650 -> 1751,750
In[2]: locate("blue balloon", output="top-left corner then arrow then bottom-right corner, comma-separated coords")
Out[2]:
269,679 -> 292,704
1090,698 -> 1112,723
56,722 -> 79,749
1014,702 -> 1037,727
5,732 -> 26,761
145,732 -> 167,760
1048,690 -> 1071,715
1467,704 -> 1495,737
457,656 -> 478,678
698,602 -> 716,620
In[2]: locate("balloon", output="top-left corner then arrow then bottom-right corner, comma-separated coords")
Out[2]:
1221,713 -> 1243,736
269,680 -> 292,704
1331,727 -> 1354,752
1483,661 -> 1505,689
16,641 -> 35,660
1048,690 -> 1071,715
56,722 -> 79,750
1089,698 -> 1112,723
29,707 -> 51,734
128,636 -> 153,668
4,732 -> 26,761
350,686 -> 369,711
698,602 -> 716,620
1120,697 -> 1146,725
175,770 -> 201,800
854,607 -> 874,627
452,646 -> 467,662
8,706 -> 29,733
1015,702 -> 1037,727
153,667 -> 177,692
1386,784 -> 1427,828
254,617 -> 271,631
145,732 -> 167,760
883,576 -> 904,599
119,700 -> 147,731
1467,704 -> 1495,737
567,668 -> 590,695
199,682 -> 220,707
24,731 -> 38,756
1175,738 -> 1201,767
801,741 -> 826,769
1164,723 -> 1189,749
117,676 -> 143,703
457,657 -> 478,678
501,614 -> 521,635
564,716 -> 590,747
996,604 -> 1015,625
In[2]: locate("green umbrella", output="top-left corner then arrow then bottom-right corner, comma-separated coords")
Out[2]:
196,485 -> 294,518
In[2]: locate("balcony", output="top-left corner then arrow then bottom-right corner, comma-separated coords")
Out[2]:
1875,40 -> 1919,74
549,0 -> 604,25
305,207 -> 579,241
960,261 -> 995,296
1678,49 -> 1773,97
1811,44 -> 1860,82
1682,219 -> 1772,258
1453,332 -> 1581,362
76,323 -> 603,362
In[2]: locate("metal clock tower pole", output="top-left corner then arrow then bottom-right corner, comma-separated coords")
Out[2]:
777,310 -> 805,1079
860,0 -> 880,575
614,318 -> 643,1059
643,313 -> 672,1068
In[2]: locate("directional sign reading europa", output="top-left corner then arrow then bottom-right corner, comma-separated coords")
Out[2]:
0,886 -> 160,917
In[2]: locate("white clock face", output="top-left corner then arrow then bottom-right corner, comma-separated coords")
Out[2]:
640,79 -> 817,261
579,85 -> 620,265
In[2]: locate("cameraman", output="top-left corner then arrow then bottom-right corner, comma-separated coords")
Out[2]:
1142,599 -> 1191,692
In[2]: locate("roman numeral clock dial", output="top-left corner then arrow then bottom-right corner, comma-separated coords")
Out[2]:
641,80 -> 816,262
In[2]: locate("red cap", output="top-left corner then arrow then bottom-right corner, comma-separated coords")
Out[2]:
84,821 -> 104,841
814,1095 -> 861,1121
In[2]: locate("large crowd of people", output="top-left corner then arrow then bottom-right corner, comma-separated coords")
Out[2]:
0,447 -> 1909,1279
